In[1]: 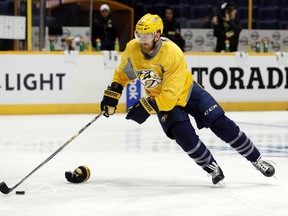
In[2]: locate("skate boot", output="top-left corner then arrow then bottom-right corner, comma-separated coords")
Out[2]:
207,162 -> 225,185
252,156 -> 275,177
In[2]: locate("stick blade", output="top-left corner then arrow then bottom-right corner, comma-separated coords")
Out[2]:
0,182 -> 11,194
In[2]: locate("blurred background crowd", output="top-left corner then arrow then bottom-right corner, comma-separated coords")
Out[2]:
0,0 -> 287,51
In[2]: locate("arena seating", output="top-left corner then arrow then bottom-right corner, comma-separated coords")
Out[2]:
117,0 -> 288,29
0,0 -> 287,30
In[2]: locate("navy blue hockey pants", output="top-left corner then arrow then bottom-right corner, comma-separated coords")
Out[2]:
157,82 -> 260,173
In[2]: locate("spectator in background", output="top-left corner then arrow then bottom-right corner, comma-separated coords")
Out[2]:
212,2 -> 242,52
162,7 -> 185,51
92,4 -> 118,50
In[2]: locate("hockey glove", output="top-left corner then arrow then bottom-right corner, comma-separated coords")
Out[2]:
126,97 -> 158,124
65,165 -> 91,184
101,82 -> 123,117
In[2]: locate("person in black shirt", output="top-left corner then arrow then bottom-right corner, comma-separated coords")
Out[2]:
91,4 -> 117,50
212,2 -> 242,52
162,7 -> 185,51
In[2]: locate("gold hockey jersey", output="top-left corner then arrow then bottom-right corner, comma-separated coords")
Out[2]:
112,38 -> 194,111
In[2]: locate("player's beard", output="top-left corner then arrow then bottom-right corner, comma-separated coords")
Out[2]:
140,42 -> 153,53
140,40 -> 158,54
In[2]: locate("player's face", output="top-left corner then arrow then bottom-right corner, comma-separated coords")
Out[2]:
135,32 -> 159,53
135,32 -> 154,43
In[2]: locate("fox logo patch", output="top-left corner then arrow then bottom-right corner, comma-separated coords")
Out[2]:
137,70 -> 162,88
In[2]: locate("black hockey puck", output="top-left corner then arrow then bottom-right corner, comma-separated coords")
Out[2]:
15,191 -> 25,195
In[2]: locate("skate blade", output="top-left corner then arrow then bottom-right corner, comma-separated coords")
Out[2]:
216,180 -> 225,187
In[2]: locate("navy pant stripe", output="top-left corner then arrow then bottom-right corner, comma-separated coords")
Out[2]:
186,140 -> 201,155
233,136 -> 249,151
229,131 -> 243,145
171,121 -> 216,171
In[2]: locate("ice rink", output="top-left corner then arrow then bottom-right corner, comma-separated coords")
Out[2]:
0,111 -> 287,216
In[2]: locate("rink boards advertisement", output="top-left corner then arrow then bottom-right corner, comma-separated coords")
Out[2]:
185,53 -> 288,103
0,51 -> 287,114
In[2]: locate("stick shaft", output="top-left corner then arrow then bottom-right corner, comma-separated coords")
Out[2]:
0,113 -> 103,194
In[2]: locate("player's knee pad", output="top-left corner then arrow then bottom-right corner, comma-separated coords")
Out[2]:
210,114 -> 240,143
157,107 -> 190,139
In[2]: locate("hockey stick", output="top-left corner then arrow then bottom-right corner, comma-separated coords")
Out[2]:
0,112 -> 103,194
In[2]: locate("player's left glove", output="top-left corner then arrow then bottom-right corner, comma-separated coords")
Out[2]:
101,82 -> 123,117
65,165 -> 91,184
126,97 -> 158,124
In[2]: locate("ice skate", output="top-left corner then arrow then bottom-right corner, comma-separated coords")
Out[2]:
207,162 -> 225,185
252,156 -> 275,177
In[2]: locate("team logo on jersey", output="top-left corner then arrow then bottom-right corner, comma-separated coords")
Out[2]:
136,70 -> 162,88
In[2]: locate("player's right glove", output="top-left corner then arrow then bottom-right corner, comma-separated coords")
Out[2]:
65,165 -> 91,184
100,82 -> 123,117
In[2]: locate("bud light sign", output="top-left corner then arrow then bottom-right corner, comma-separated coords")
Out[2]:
126,79 -> 141,109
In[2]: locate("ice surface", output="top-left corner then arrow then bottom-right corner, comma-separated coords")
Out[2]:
0,111 -> 287,216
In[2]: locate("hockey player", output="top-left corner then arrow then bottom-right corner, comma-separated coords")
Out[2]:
100,13 -> 275,185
